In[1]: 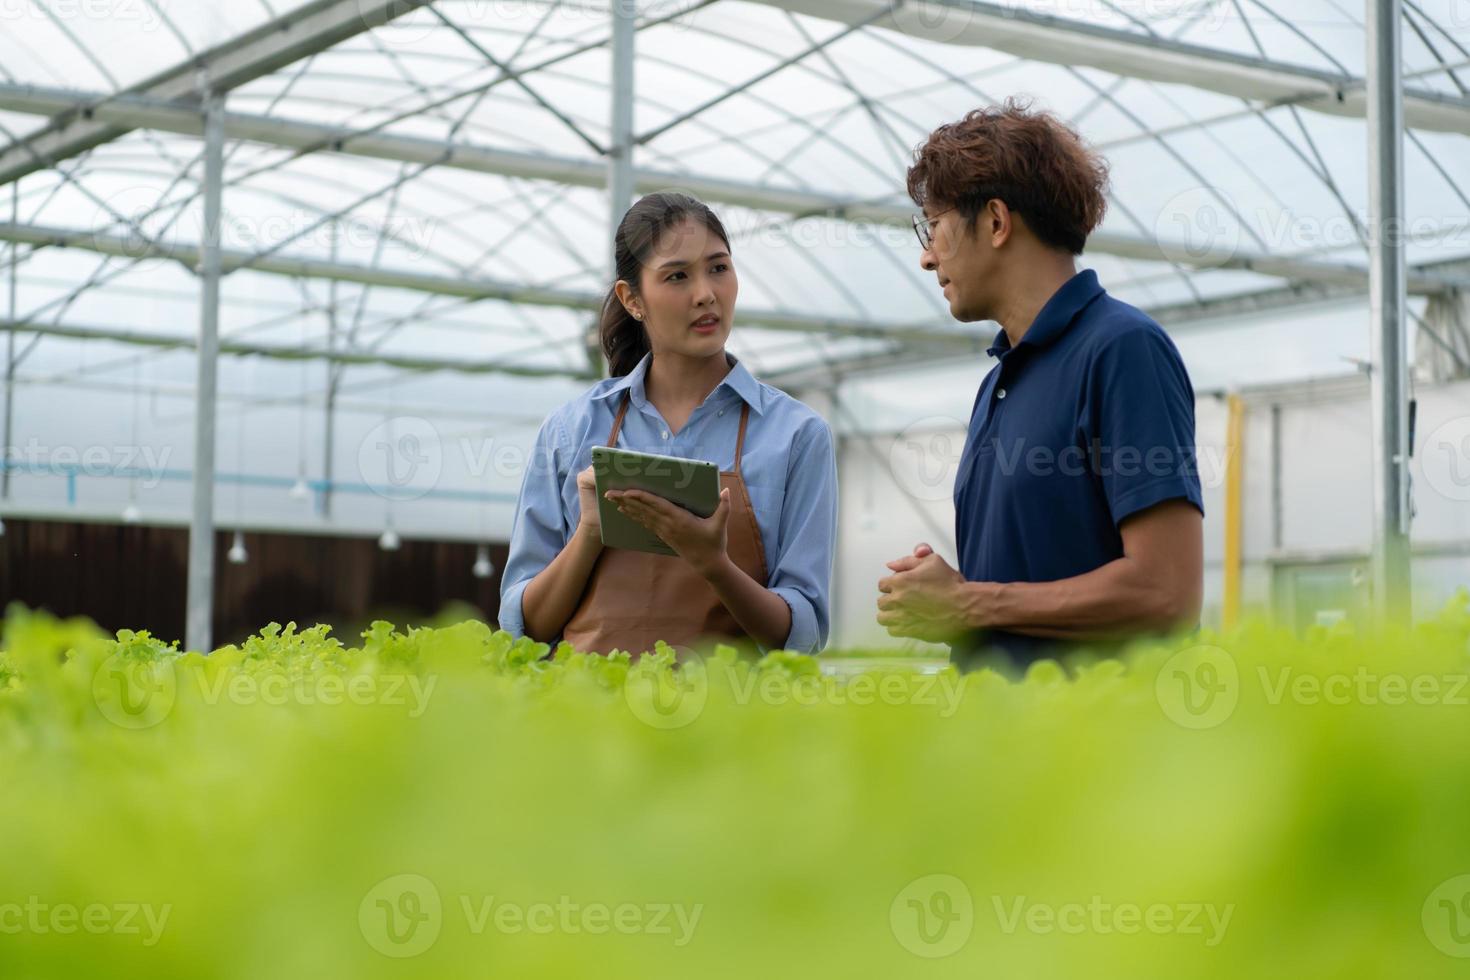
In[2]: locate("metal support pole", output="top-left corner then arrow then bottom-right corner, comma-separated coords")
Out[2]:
601,0 -> 636,375
1270,403 -> 1283,552
3,182 -> 16,499
1223,394 -> 1245,630
186,95 -> 225,653
1367,0 -> 1412,625
323,230 -> 341,518
322,371 -> 339,518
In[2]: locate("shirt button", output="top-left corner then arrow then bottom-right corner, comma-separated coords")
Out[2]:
997,388 -> 1007,400
662,430 -> 669,440
718,409 -> 725,417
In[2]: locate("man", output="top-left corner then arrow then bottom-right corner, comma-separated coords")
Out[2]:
876,99 -> 1204,670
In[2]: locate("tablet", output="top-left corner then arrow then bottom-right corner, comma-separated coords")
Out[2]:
591,446 -> 720,556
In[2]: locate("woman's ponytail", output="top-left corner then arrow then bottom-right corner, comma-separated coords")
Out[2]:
598,285 -> 649,378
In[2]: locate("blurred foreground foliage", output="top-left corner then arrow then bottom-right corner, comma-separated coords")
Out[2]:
2,592 -> 1469,978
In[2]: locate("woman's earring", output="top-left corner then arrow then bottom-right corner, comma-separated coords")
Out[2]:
632,312 -> 642,321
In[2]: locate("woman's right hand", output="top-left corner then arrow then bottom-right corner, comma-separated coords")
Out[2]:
576,465 -> 601,534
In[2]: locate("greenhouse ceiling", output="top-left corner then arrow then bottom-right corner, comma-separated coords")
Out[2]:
1,0 -> 1469,389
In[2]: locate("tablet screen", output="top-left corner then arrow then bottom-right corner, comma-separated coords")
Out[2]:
591,446 -> 721,556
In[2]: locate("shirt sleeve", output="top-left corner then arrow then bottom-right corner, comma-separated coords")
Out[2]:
498,411 -> 572,638
768,415 -> 838,653
1088,325 -> 1205,527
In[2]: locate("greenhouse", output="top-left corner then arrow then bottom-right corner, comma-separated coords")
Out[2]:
1,1 -> 1469,977
0,0 -> 1464,647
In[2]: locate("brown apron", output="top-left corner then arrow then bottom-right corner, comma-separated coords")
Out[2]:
562,394 -> 770,656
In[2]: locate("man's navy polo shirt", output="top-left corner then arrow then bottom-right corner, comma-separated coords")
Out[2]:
952,269 -> 1204,667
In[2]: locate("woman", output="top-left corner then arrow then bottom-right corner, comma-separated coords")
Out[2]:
498,192 -> 837,655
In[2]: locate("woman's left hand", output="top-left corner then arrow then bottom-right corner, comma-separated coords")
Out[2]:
606,487 -> 731,576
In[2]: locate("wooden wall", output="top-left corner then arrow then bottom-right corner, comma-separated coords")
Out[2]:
0,518 -> 508,648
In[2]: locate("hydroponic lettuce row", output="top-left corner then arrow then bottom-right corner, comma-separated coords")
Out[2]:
1,595 -> 1469,979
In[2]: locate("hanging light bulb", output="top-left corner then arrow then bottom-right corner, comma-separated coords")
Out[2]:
472,545 -> 494,580
121,502 -> 142,524
378,527 -> 401,552
227,530 -> 248,565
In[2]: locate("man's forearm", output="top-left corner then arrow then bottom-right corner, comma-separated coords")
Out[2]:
958,556 -> 1195,641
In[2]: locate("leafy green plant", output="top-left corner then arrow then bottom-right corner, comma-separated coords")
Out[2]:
0,592 -> 1467,979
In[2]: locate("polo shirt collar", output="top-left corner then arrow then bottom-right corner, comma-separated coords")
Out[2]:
592,351 -> 765,415
986,269 -> 1106,357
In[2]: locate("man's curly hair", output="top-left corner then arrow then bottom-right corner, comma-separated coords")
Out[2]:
906,98 -> 1110,255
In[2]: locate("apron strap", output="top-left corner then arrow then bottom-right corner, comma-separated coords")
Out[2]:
732,402 -> 751,477
607,394 -> 632,447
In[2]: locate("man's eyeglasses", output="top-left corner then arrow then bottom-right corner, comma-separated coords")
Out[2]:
912,206 -> 956,251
